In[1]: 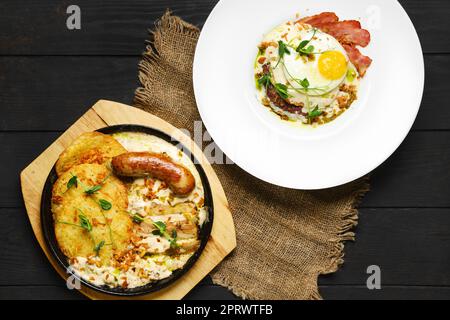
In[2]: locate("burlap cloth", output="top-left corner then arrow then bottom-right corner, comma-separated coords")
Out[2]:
133,12 -> 369,300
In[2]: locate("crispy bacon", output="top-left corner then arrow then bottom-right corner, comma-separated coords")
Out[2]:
299,12 -> 372,77
317,20 -> 370,47
297,12 -> 339,26
342,44 -> 372,77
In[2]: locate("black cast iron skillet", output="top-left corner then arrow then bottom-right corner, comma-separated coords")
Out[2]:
40,124 -> 214,296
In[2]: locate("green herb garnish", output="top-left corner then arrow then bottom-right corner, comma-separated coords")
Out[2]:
258,74 -> 271,88
82,174 -> 110,195
94,240 -> 105,256
278,40 -> 290,58
66,175 -> 78,191
132,213 -> 144,224
98,199 -> 112,211
152,221 -> 167,235
274,83 -> 290,99
152,221 -> 178,249
307,106 -> 323,119
297,40 -> 310,50
84,185 -> 102,195
58,209 -> 108,255
300,78 -> 310,89
169,230 -> 178,249
274,40 -> 291,68
78,213 -> 93,232
296,28 -> 317,55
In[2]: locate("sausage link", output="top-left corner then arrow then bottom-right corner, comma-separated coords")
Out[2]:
112,152 -> 195,196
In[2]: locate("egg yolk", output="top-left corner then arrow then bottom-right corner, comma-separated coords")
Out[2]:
318,51 -> 348,80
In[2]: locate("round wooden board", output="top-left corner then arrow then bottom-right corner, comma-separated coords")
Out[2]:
20,100 -> 236,300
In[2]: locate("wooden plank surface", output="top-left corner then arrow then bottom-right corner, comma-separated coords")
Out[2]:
0,0 -> 216,55
0,0 -> 447,55
2,207 -> 449,287
2,131 -> 450,208
0,55 -> 449,131
2,205 -> 450,300
0,0 -> 449,300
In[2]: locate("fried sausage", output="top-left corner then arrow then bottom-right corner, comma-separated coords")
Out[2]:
112,152 -> 195,196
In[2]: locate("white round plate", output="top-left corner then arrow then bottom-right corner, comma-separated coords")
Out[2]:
193,0 -> 424,190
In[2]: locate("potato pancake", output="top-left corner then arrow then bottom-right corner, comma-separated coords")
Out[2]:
55,132 -> 126,176
51,163 -> 132,265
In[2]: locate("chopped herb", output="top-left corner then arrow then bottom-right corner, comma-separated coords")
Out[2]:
300,78 -> 310,89
98,199 -> 112,211
307,106 -> 323,119
274,83 -> 290,99
153,221 -> 167,233
278,40 -> 290,58
60,209 -> 100,254
152,221 -> 178,248
297,40 -> 310,50
78,214 -> 93,232
84,185 -> 102,195
275,40 -> 291,68
82,174 -> 110,195
258,74 -> 271,88
169,239 -> 178,249
132,214 -> 144,224
66,175 -> 78,191
169,230 -> 179,249
296,29 -> 317,55
93,240 -> 105,256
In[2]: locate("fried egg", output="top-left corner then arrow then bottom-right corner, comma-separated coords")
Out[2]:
261,21 -> 356,112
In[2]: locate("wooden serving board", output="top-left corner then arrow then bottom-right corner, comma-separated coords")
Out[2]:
20,100 -> 236,300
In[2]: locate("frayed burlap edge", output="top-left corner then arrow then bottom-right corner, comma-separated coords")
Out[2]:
134,11 -> 199,110
211,177 -> 370,300
133,11 -> 371,300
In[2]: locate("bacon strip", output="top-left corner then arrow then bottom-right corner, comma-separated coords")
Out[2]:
317,20 -> 370,47
342,44 -> 372,77
297,12 -> 339,25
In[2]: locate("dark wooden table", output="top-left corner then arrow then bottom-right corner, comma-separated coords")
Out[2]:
0,0 -> 449,300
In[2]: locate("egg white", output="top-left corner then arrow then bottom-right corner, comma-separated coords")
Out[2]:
261,22 -> 353,112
